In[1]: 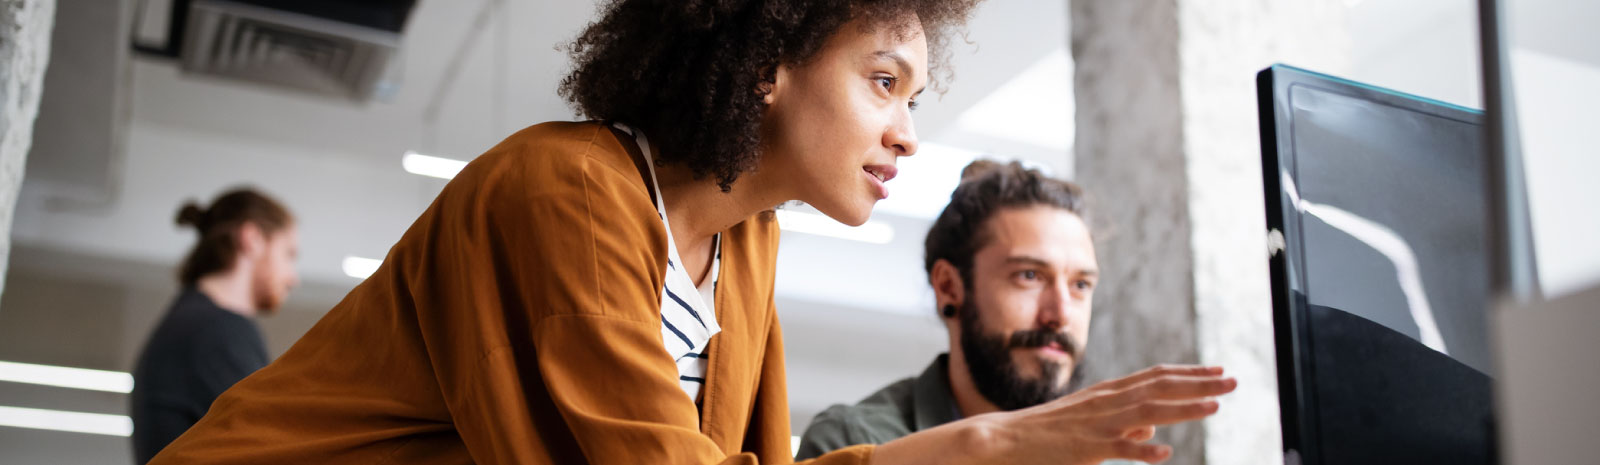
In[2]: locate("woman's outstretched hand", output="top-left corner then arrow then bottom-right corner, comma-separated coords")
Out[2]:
869,365 -> 1236,465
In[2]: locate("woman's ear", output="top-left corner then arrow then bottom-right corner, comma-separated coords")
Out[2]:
930,259 -> 966,319
762,64 -> 791,105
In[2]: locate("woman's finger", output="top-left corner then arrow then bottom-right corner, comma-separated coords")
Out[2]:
1102,439 -> 1173,463
1076,375 -> 1235,413
1101,399 -> 1221,429
1087,364 -> 1224,392
1122,425 -> 1156,441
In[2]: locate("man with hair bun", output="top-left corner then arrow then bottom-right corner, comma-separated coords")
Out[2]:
130,188 -> 299,464
797,160 -> 1234,463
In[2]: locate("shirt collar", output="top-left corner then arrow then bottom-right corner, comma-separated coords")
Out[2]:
912,353 -> 962,431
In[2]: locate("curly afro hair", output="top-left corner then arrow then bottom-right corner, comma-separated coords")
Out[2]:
560,0 -> 981,191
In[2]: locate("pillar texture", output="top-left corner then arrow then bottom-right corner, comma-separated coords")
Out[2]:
1071,0 -> 1347,463
0,0 -> 55,305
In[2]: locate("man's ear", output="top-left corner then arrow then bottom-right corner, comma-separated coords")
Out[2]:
236,222 -> 265,258
930,259 -> 966,319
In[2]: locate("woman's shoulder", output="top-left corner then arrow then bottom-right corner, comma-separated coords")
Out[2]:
405,121 -> 658,252
477,121 -> 640,183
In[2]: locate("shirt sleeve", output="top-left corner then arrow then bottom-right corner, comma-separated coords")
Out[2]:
402,125 -> 873,465
794,406 -> 868,460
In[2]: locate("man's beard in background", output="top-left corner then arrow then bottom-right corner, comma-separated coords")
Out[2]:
958,296 -> 1086,411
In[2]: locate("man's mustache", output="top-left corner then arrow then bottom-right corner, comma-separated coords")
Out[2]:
1008,328 -> 1083,360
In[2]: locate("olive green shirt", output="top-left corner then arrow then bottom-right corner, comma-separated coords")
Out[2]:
798,353 -> 1142,465
795,354 -> 959,460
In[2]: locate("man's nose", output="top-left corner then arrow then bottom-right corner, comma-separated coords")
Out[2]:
1036,282 -> 1071,330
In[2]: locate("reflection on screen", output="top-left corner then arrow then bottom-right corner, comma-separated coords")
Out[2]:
1290,85 -> 1492,374
1285,84 -> 1497,465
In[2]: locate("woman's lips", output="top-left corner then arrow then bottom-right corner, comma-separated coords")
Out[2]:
863,164 -> 897,200
863,169 -> 889,199
863,164 -> 898,182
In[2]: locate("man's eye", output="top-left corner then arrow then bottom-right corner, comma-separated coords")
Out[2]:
1074,280 -> 1095,291
1017,270 -> 1038,281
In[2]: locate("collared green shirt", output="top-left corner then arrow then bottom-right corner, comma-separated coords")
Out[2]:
795,354 -> 959,460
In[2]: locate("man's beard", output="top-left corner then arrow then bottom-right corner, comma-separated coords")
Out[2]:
249,270 -> 282,316
958,297 -> 1086,411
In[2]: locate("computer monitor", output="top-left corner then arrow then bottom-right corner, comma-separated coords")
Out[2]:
1257,64 -> 1498,465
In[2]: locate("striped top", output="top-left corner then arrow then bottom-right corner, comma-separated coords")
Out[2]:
615,123 -> 723,402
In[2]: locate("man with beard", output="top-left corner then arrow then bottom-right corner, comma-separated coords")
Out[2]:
130,188 -> 300,464
796,161 -> 1228,460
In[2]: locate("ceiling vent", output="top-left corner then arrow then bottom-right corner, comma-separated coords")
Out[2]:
176,0 -> 414,101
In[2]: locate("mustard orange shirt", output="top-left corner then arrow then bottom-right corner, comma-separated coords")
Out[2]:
147,122 -> 874,464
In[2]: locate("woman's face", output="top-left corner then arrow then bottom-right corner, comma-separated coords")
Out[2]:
762,16 -> 928,226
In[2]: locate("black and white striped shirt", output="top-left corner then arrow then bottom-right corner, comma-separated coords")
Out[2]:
615,123 -> 722,401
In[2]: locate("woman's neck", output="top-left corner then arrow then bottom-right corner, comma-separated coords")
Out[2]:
653,161 -> 787,282
655,162 -> 786,244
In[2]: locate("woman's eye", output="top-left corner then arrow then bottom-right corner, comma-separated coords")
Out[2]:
877,76 -> 895,91
908,100 -> 919,111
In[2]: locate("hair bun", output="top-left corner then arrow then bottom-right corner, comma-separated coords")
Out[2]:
175,202 -> 206,229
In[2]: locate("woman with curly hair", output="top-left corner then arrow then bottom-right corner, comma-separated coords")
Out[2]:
146,1 -> 1228,464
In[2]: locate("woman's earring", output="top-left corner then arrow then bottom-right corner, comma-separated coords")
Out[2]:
942,304 -> 957,318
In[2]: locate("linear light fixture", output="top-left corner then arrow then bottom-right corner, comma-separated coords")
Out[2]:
342,256 -> 383,279
402,151 -> 467,180
775,210 -> 894,245
401,150 -> 897,244
0,406 -> 133,437
0,361 -> 133,393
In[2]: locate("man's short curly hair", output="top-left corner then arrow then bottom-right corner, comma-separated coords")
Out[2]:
924,160 -> 1088,285
560,0 -> 980,191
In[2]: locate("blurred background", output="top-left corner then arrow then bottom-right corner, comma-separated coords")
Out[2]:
0,0 -> 1593,464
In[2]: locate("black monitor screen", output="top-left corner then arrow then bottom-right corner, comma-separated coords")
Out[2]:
1259,65 -> 1497,465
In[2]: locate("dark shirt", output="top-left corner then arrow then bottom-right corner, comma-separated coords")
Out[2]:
129,288 -> 269,464
795,354 -> 960,460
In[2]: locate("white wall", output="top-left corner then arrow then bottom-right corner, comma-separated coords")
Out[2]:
1504,0 -> 1600,298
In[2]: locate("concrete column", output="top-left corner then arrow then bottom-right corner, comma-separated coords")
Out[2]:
0,0 -> 55,305
1070,1 -> 1347,464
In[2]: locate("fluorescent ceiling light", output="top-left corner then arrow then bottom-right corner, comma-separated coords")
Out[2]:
404,150 -> 910,242
951,48 -> 1074,152
0,361 -> 132,393
342,256 -> 382,279
776,210 -> 894,244
402,151 -> 467,179
0,405 -> 133,437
